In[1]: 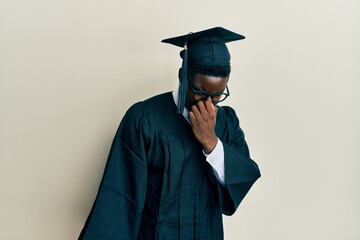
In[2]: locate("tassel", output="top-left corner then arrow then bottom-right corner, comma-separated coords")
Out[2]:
177,32 -> 192,114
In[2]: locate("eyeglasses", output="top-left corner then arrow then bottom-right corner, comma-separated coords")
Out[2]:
190,85 -> 230,103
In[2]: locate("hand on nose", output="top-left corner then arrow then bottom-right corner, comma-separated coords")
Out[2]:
189,97 -> 218,153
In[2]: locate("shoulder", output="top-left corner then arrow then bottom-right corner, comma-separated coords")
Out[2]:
126,92 -> 172,114
217,105 -> 240,124
142,92 -> 173,106
221,106 -> 237,117
120,92 -> 174,128
216,105 -> 246,143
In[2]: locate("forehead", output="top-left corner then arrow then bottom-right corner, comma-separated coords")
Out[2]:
192,74 -> 228,92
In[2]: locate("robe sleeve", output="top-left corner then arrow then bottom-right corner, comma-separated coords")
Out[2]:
78,103 -> 148,240
218,106 -> 261,216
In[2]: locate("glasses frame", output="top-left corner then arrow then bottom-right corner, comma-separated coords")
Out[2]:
190,85 -> 230,103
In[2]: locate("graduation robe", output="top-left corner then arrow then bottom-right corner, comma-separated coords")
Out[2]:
78,92 -> 260,240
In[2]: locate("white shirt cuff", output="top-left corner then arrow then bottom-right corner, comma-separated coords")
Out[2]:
203,138 -> 225,185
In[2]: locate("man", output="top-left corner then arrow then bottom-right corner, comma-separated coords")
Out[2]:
79,27 -> 261,240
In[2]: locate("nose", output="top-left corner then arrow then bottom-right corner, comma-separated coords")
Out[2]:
207,97 -> 217,106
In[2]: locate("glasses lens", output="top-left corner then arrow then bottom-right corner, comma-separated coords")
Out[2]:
194,93 -> 208,101
191,86 -> 229,103
213,94 -> 227,103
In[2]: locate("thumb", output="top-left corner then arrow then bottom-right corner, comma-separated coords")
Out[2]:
213,104 -> 218,116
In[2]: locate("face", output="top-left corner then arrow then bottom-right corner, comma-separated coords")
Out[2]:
186,73 -> 229,109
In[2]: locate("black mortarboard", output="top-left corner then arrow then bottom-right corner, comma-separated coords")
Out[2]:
161,27 -> 245,113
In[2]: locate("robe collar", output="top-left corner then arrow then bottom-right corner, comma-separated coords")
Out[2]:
172,86 -> 190,123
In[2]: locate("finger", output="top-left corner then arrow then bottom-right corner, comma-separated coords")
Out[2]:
196,100 -> 207,115
213,104 -> 218,116
191,104 -> 202,121
209,105 -> 218,122
189,111 -> 196,124
204,97 -> 213,113
205,100 -> 217,119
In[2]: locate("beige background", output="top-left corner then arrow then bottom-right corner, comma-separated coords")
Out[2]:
1,0 -> 359,239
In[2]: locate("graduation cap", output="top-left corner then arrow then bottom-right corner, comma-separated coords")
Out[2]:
161,27 -> 245,113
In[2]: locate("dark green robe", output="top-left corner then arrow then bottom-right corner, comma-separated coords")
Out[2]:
79,92 -> 260,240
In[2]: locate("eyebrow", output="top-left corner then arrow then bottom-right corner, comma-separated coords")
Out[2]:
191,85 -> 226,95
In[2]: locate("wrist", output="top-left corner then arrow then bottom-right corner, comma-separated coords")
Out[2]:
202,136 -> 218,154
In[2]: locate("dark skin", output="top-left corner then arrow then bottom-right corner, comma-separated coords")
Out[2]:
186,73 -> 229,154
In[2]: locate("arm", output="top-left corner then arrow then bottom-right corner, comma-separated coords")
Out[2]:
203,139 -> 225,184
189,100 -> 260,215
79,103 -> 148,240
218,106 -> 261,215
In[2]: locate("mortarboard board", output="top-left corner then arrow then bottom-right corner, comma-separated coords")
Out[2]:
161,27 -> 245,113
